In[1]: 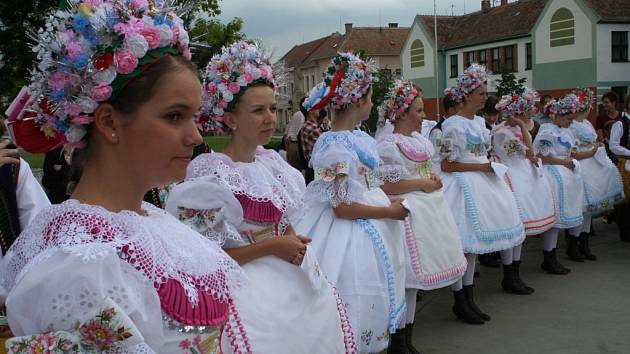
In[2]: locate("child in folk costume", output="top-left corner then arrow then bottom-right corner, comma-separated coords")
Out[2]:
438,64 -> 525,324
492,87 -> 557,294
167,41 -> 354,354
534,95 -> 585,274
0,1 -> 247,352
376,81 -> 467,353
565,88 -> 624,261
293,52 -> 409,353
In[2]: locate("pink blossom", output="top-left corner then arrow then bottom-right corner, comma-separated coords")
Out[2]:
243,72 -> 254,83
114,18 -> 146,36
63,102 -> 82,116
171,25 -> 180,45
91,83 -> 113,101
48,71 -> 70,90
192,335 -> 202,346
66,41 -> 82,60
140,28 -> 161,49
28,333 -> 58,354
181,44 -> 192,60
259,67 -> 268,79
179,338 -> 191,349
72,114 -> 93,124
115,49 -> 138,74
84,0 -> 102,5
131,0 -> 148,10
217,100 -> 228,109
80,320 -> 117,349
228,82 -> 241,94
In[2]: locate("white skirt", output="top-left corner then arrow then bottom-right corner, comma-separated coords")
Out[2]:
294,188 -> 406,354
580,148 -> 624,215
221,250 -> 353,354
401,190 -> 467,290
544,164 -> 584,229
440,170 -> 525,254
503,158 -> 557,235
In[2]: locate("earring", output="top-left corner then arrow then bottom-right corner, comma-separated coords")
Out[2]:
232,126 -> 238,131
111,132 -> 116,137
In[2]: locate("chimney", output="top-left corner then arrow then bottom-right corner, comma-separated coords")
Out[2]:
481,0 -> 491,12
344,23 -> 353,34
501,0 -> 508,5
388,23 -> 398,28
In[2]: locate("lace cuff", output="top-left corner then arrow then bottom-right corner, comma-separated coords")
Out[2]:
378,165 -> 403,183
6,298 -> 144,353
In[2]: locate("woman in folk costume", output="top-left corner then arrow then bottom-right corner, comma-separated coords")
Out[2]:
534,95 -> 585,275
492,87 -> 556,294
565,88 -> 624,261
438,64 -> 524,324
293,52 -> 408,354
375,81 -> 467,353
428,87 -> 464,175
166,41 -> 354,354
0,1 -> 247,352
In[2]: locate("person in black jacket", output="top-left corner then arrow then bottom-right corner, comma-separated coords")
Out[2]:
42,145 -> 72,204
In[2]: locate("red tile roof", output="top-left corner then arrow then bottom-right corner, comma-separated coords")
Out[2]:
585,0 -> 630,23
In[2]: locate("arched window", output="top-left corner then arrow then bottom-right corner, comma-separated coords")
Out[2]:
410,39 -> 425,68
550,8 -> 575,47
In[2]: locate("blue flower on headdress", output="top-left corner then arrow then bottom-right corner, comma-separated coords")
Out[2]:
73,15 -> 90,31
51,89 -> 67,103
72,54 -> 90,70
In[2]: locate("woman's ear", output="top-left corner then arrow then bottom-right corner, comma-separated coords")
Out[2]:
92,103 -> 119,144
223,111 -> 237,130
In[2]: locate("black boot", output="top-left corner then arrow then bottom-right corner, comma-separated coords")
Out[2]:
512,260 -> 534,294
541,250 -> 570,275
404,323 -> 421,354
463,285 -> 491,321
501,263 -> 532,295
566,235 -> 585,262
552,249 -> 571,273
387,328 -> 410,354
452,289 -> 484,324
578,232 -> 597,260
478,252 -> 501,268
614,204 -> 630,242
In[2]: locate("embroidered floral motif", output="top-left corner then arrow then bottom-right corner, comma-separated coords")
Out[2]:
438,138 -> 453,158
417,161 -> 432,179
7,306 -> 135,353
503,137 -> 524,155
178,207 -> 223,234
465,128 -> 490,156
361,329 -> 373,346
315,162 -> 350,182
178,333 -> 220,354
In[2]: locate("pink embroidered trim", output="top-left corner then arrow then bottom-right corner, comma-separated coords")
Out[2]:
157,278 -> 229,326
404,218 -> 468,288
235,194 -> 283,224
523,213 -> 557,235
396,142 -> 431,163
223,297 -> 252,354
330,284 -> 357,354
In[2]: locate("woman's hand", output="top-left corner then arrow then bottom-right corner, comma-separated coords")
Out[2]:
269,234 -> 311,266
480,163 -> 494,173
420,174 -> 443,193
387,198 -> 409,220
564,159 -> 576,170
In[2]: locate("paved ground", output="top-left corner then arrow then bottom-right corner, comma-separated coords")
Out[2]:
408,220 -> 630,354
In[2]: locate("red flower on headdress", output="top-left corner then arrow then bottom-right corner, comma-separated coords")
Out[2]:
93,53 -> 113,71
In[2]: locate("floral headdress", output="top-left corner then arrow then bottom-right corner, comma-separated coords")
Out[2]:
13,0 -> 191,148
443,84 -> 465,103
573,87 -> 595,113
379,80 -> 420,123
455,63 -> 489,98
544,94 -> 580,116
302,52 -> 376,112
495,86 -> 539,117
197,40 -> 277,134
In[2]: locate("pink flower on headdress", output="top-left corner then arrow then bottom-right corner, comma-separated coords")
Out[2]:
259,67 -> 269,79
66,40 -> 82,60
63,102 -> 82,116
181,44 -> 192,60
228,82 -> 241,94
140,27 -> 161,49
48,71 -> 71,91
217,100 -> 228,109
115,49 -> 138,74
243,72 -> 254,83
91,83 -> 113,101
171,25 -> 180,45
84,0 -> 102,5
72,114 -> 93,125
131,0 -> 149,10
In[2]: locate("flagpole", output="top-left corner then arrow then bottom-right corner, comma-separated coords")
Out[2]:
434,0 -> 440,119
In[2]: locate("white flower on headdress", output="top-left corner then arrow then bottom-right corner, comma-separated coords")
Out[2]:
65,124 -> 87,144
179,29 -> 189,46
76,96 -> 98,113
92,67 -> 117,85
125,34 -> 149,58
157,24 -> 173,47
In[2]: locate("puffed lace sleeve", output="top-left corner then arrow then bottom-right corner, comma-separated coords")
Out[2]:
306,136 -> 367,207
533,125 -> 556,157
166,177 -> 244,247
492,128 -> 526,161
440,122 -> 468,162
376,139 -> 407,183
5,245 -> 162,353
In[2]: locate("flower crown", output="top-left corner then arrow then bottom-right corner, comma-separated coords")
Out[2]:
302,52 -> 376,112
495,86 -> 539,117
573,87 -> 595,113
380,80 -> 420,123
455,63 -> 489,98
545,94 -> 580,116
198,40 -> 276,134
17,0 -> 191,147
443,84 -> 465,103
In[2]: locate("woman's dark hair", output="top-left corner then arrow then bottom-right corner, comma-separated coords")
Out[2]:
109,55 -> 198,115
602,91 -> 619,104
299,97 -> 308,117
483,95 -> 499,115
318,109 -> 327,119
443,94 -> 458,113
227,80 -> 275,112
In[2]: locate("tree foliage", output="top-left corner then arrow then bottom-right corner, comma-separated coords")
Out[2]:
495,66 -> 526,97
368,68 -> 394,132
189,17 -> 245,70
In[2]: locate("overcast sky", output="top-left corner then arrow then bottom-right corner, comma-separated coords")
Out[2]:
217,0 -> 492,59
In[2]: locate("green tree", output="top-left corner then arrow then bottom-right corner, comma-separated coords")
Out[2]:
189,17 -> 245,70
368,68 -> 394,132
495,66 -> 527,97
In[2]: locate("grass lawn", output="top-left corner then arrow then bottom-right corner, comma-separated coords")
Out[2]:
21,136 -> 283,170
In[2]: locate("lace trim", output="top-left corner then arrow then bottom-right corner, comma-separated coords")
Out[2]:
546,166 -> 584,228
2,201 -> 244,307
313,131 -> 380,170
